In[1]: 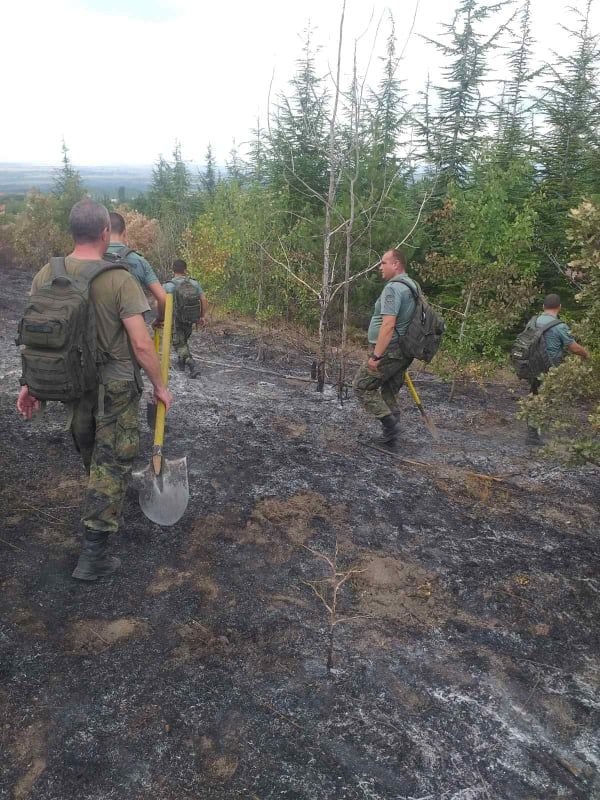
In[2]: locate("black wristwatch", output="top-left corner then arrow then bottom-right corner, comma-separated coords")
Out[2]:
371,353 -> 383,361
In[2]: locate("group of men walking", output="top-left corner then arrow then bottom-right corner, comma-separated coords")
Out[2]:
15,199 -> 590,582
16,200 -> 206,580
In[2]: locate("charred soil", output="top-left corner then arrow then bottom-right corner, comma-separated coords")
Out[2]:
1,264 -> 598,799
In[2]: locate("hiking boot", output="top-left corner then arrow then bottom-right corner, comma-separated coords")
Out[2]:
72,530 -> 121,581
177,357 -> 187,372
376,414 -> 401,445
187,358 -> 201,379
525,425 -> 544,446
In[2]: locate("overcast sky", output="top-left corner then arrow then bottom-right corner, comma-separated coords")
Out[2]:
3,0 -> 599,166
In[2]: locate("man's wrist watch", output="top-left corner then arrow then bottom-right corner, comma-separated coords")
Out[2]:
371,353 -> 382,361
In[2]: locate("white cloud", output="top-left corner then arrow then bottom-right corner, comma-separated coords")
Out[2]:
3,0 -> 599,165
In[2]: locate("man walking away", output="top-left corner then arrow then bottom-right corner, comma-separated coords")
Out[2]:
17,200 -> 173,581
163,259 -> 208,379
524,293 -> 589,445
353,249 -> 417,445
106,211 -> 167,327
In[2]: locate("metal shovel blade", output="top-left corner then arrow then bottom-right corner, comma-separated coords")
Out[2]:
132,456 -> 189,526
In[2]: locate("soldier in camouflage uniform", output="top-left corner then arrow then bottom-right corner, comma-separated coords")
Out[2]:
353,249 -> 417,445
17,200 -> 173,581
163,259 -> 208,379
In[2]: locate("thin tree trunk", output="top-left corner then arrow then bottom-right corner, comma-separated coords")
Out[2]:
450,285 -> 474,401
317,0 -> 346,393
339,44 -> 360,403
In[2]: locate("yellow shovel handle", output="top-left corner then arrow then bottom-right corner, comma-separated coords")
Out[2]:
405,371 -> 421,408
153,293 -> 174,460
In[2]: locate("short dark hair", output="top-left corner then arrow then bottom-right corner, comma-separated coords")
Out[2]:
388,248 -> 407,269
173,259 -> 187,274
69,200 -> 110,243
543,293 -> 561,310
109,211 -> 126,235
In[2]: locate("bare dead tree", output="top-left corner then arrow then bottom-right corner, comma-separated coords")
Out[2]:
316,0 -> 347,392
302,541 -> 366,673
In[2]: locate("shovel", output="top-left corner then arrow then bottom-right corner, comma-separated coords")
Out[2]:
405,371 -> 440,441
133,293 -> 189,526
146,327 -> 161,429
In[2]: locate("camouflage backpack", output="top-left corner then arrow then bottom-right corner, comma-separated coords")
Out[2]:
510,316 -> 563,381
17,257 -> 127,402
395,278 -> 445,363
173,277 -> 201,326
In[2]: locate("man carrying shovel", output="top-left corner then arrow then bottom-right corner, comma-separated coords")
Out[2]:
353,249 -> 418,445
17,200 -> 173,581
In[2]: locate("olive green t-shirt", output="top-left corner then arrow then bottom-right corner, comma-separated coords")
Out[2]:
31,257 -> 150,380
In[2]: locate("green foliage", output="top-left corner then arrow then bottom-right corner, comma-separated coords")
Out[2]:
419,150 -> 538,367
422,0 -> 514,185
536,1 -> 600,266
520,198 -> 600,463
267,26 -> 329,216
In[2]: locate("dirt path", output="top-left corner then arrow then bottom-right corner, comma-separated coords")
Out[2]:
1,264 -> 598,799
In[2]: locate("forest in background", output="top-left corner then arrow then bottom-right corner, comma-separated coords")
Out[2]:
0,0 -> 598,462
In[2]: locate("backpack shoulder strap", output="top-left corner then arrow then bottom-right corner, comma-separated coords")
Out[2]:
540,318 -> 563,333
395,276 -> 421,299
77,261 -> 129,291
529,316 -> 563,340
117,246 -> 135,260
49,257 -> 68,281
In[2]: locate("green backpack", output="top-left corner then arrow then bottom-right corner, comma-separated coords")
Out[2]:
395,278 -> 446,363
510,316 -> 563,381
174,277 -> 201,326
17,257 -> 128,402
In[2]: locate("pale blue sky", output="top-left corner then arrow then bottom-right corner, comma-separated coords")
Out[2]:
3,0 -> 599,166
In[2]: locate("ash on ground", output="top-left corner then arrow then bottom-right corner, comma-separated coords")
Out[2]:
1,264 -> 598,800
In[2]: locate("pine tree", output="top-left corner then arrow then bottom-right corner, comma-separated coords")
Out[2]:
268,26 -> 329,215
226,140 -> 245,183
422,0 -> 514,185
496,0 -> 537,160
368,15 -> 407,179
52,140 -> 85,229
201,143 -> 217,197
247,118 -> 266,183
537,0 -> 600,263
148,154 -> 173,216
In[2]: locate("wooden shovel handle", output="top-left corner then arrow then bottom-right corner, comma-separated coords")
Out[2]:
153,293 -> 174,456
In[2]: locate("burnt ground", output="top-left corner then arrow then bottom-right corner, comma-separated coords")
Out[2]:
0,263 -> 598,800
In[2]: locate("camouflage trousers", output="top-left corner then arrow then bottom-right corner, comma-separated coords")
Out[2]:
353,346 -> 413,419
70,380 -> 141,533
172,323 -> 193,362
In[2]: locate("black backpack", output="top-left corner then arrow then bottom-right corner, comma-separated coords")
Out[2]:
511,316 -> 563,381
395,278 -> 445,363
173,277 -> 201,325
17,257 -> 128,402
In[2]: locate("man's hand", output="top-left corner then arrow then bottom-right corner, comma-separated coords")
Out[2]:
151,317 -> 164,330
154,385 -> 173,412
17,385 -> 41,420
198,318 -> 207,328
367,356 -> 381,372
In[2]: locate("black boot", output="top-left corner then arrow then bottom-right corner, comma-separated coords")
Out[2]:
526,425 -> 544,446
177,356 -> 186,372
376,414 -> 401,445
187,358 -> 201,379
72,530 -> 121,581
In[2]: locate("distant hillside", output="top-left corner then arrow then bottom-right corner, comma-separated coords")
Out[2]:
0,163 -> 155,195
